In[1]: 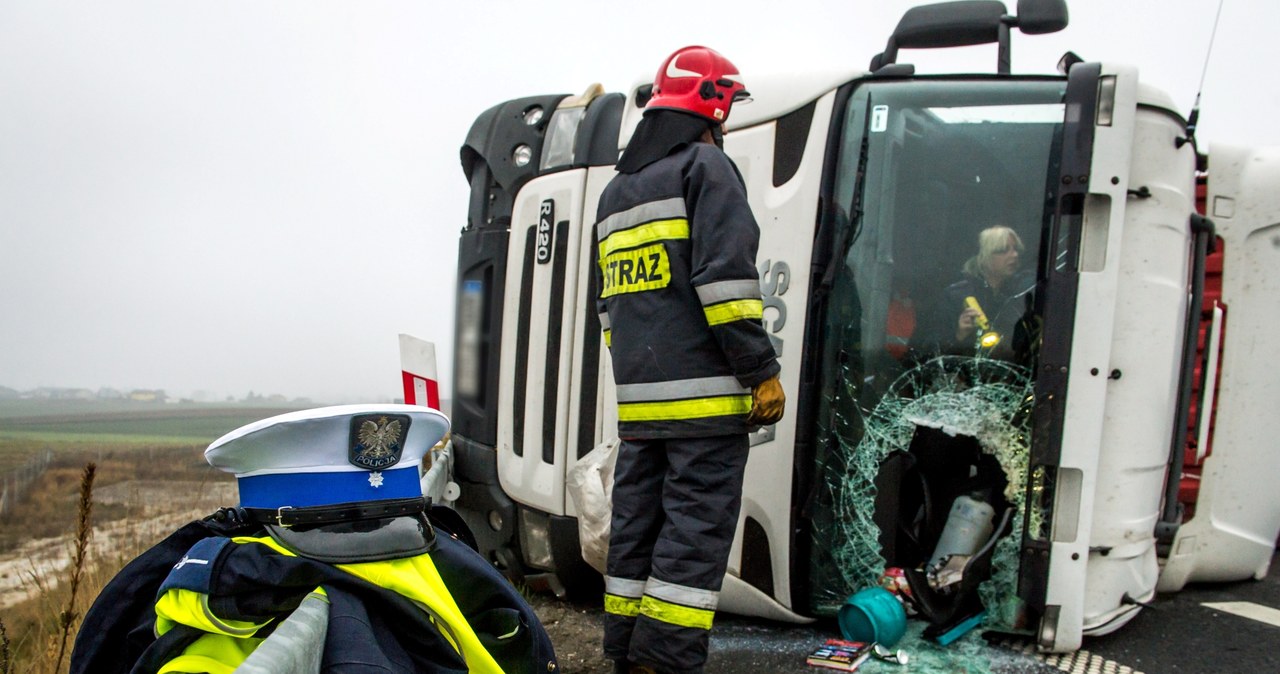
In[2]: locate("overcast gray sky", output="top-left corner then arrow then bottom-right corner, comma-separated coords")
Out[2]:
1,0 -> 1273,403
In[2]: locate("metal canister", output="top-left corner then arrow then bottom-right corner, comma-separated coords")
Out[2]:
929,494 -> 996,570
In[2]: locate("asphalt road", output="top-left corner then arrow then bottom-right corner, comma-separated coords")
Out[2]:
700,552 -> 1280,673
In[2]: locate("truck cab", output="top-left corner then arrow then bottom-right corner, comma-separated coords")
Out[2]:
446,0 -> 1280,652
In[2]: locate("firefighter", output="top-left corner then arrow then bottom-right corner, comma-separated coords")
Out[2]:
591,46 -> 785,674
70,404 -> 557,674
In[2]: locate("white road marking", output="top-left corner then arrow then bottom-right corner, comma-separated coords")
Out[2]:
1040,648 -> 1141,674
995,639 -> 1143,674
1202,601 -> 1280,628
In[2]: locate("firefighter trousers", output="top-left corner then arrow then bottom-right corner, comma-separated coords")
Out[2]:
603,434 -> 750,674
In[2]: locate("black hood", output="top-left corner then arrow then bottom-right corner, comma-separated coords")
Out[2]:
615,109 -> 715,174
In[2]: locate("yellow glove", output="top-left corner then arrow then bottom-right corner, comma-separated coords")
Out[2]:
746,375 -> 785,426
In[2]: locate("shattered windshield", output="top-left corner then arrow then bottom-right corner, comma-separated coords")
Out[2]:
809,78 -> 1066,627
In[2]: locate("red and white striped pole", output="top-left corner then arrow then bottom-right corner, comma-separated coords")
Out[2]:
398,333 -> 440,409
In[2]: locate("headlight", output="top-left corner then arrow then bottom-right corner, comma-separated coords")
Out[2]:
539,106 -> 586,171
1096,75 -> 1117,127
523,106 -> 544,126
518,509 -> 555,570
513,144 -> 533,167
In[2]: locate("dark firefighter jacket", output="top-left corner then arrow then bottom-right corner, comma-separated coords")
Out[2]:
69,511 -> 556,674
592,141 -> 780,439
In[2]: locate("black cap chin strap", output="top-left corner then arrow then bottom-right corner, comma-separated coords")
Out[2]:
240,496 -> 428,528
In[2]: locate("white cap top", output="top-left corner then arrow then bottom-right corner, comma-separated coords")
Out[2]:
205,404 -> 450,510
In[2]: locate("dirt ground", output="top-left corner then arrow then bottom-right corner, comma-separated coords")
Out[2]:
0,474 -> 613,672
0,479 -> 235,608
528,593 -> 613,674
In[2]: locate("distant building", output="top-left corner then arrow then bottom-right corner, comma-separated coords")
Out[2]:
128,389 -> 167,403
27,387 -> 94,400
97,387 -> 124,400
0,386 -> 18,400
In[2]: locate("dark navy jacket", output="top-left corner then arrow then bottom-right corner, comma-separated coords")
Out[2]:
70,511 -> 556,674
592,142 -> 780,439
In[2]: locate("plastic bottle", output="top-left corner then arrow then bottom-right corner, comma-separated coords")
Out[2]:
929,494 -> 996,570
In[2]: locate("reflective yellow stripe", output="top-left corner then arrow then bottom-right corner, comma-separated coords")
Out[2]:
605,593 -> 642,617
158,636 -> 259,674
617,395 -> 752,422
640,595 -> 715,630
155,588 -> 267,637
603,328 -> 612,348
703,299 -> 764,326
598,218 -> 689,258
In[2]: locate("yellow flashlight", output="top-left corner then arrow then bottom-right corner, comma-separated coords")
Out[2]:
965,296 -> 1001,349
963,296 -> 990,331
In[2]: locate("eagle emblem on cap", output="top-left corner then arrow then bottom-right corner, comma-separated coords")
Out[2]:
349,414 -> 410,470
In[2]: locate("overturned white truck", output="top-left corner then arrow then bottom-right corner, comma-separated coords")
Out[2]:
443,0 -> 1280,652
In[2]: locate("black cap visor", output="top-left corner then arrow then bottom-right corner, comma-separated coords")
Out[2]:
266,513 -> 436,564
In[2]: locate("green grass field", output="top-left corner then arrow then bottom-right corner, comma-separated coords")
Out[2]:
0,401 -> 254,545
0,399 -> 306,444
0,400 -> 310,473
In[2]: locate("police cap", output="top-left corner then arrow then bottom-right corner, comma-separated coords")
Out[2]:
206,404 -> 450,562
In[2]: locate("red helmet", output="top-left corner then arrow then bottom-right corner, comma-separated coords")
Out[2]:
647,46 -> 749,123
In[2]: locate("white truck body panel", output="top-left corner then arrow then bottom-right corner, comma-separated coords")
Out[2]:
1038,63 -> 1141,652
497,169 -> 589,517
722,91 -> 836,616
1080,85 -> 1195,637
564,164 -> 622,519
1158,144 -> 1280,591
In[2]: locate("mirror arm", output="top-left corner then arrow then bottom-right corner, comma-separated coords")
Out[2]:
998,16 -> 1014,74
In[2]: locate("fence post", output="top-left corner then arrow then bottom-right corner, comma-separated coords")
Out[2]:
0,448 -> 56,519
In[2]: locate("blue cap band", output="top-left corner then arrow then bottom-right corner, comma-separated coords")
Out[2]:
237,465 -> 421,509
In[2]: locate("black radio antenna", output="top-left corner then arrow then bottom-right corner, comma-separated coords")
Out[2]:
1181,0 -> 1226,148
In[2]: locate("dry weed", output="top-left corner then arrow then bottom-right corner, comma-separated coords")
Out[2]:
0,447 -> 233,674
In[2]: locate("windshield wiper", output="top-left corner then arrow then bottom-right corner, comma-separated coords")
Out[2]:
816,97 -> 872,297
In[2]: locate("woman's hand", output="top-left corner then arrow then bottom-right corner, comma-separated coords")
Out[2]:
956,307 -> 980,341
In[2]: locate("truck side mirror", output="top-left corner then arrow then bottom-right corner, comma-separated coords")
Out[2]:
1015,0 -> 1069,34
891,1 -> 1008,52
875,0 -> 1070,72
